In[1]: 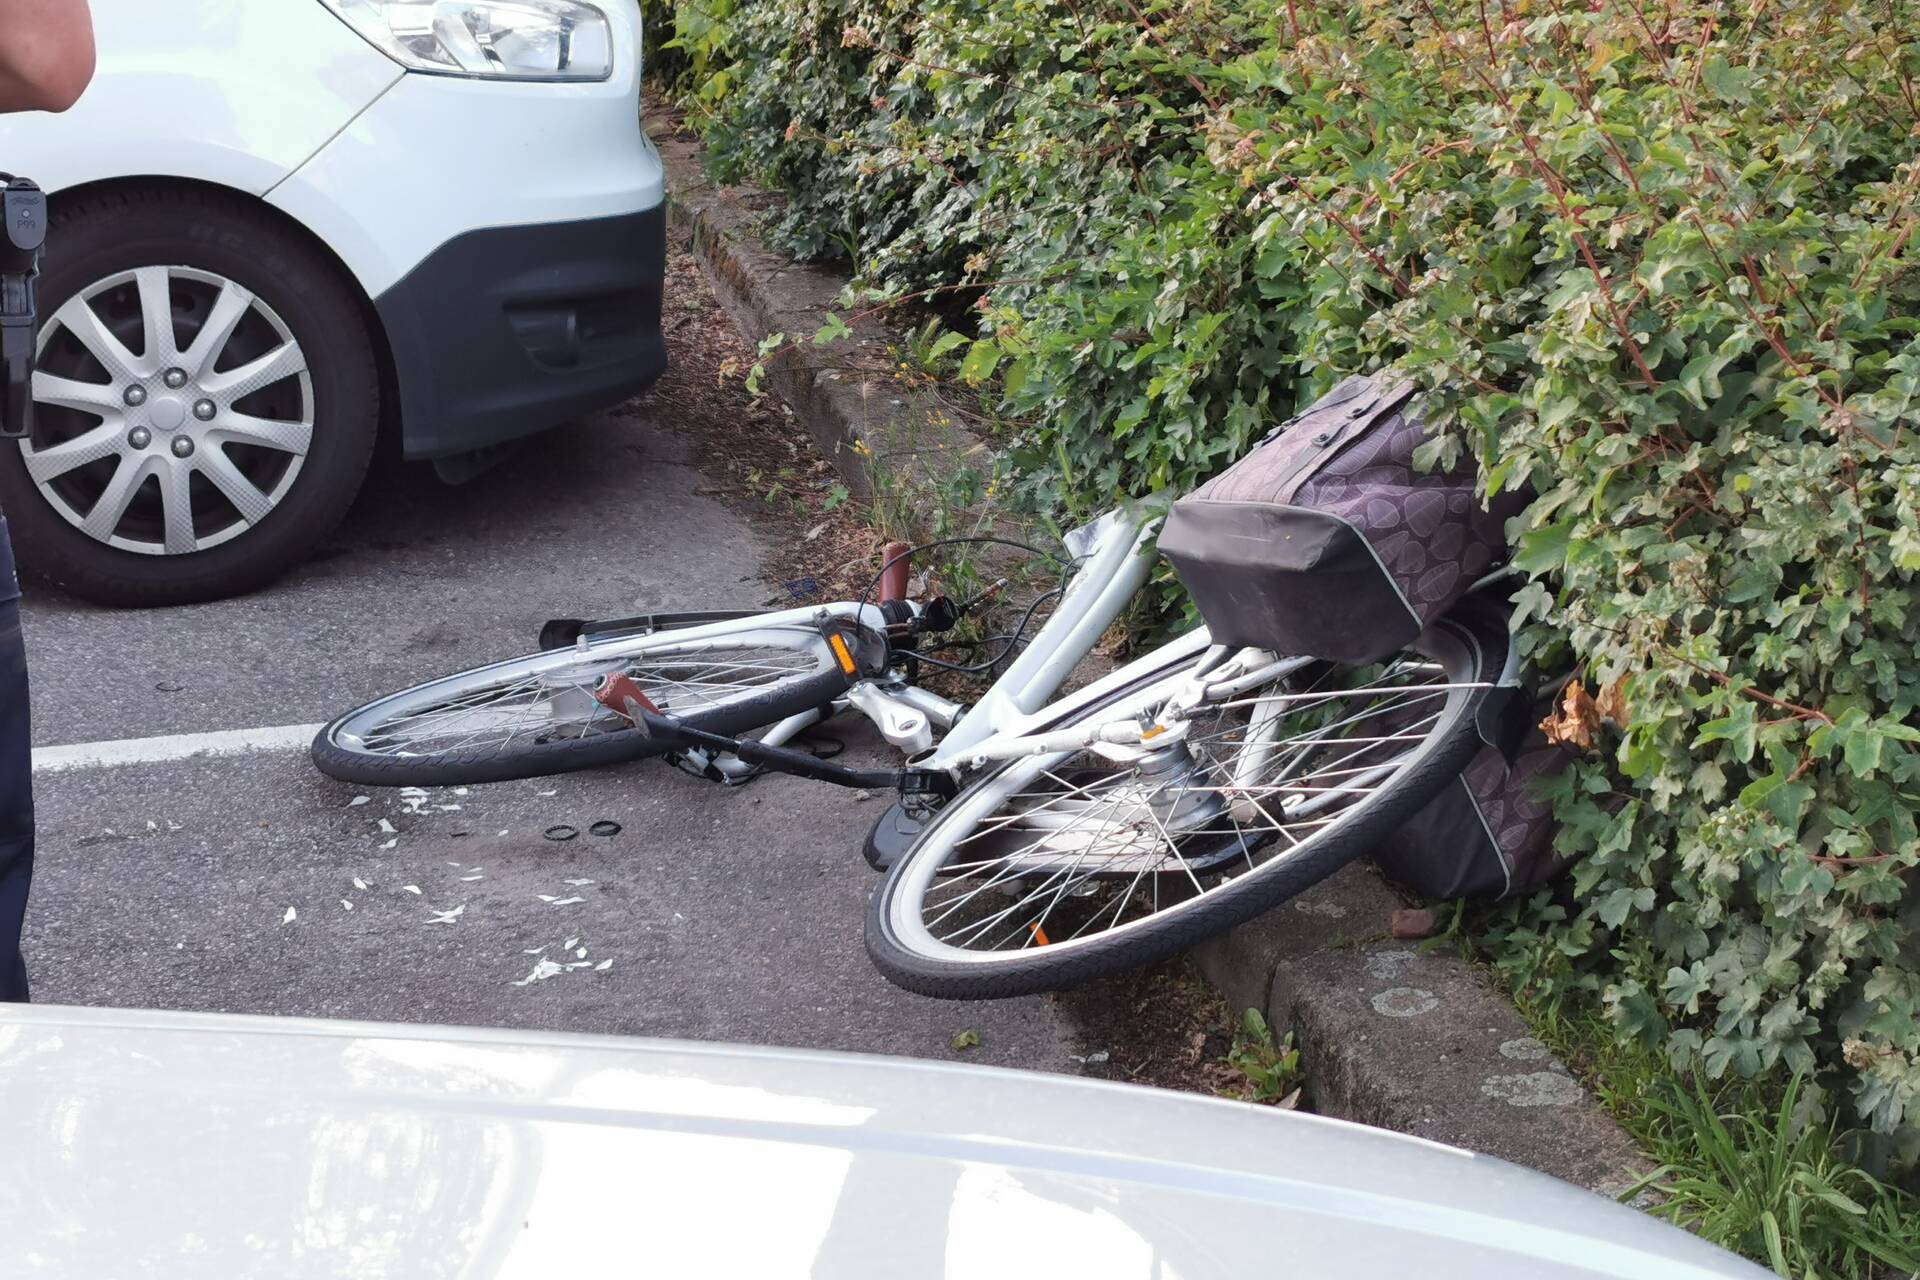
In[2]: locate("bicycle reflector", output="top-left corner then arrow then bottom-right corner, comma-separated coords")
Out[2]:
0,175 -> 47,440
828,632 -> 859,676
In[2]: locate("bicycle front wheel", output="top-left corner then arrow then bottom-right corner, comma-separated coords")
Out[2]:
313,624 -> 854,787
867,616 -> 1501,999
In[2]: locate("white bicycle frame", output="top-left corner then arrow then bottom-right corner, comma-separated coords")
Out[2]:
655,499 -> 1192,783
625,493 -> 1515,788
864,505 -> 1518,781
925,504 -> 1178,763
865,500 -> 1287,777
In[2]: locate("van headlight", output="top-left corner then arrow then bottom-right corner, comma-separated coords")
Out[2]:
321,0 -> 613,81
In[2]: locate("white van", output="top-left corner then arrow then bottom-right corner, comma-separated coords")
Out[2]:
0,0 -> 667,605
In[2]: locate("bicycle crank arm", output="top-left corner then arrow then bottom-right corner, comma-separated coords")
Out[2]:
631,709 -> 958,798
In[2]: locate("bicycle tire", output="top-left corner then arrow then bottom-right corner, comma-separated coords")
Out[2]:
866,614 -> 1502,999
312,625 -> 853,787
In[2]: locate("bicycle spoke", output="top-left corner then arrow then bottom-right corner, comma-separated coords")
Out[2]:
342,641 -> 825,761
900,646 -> 1487,956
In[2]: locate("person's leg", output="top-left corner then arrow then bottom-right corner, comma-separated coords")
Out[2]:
0,516 -> 32,1002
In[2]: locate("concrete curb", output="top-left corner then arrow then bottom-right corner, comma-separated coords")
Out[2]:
650,109 -> 984,510
1193,864 -> 1651,1193
654,106 -> 1652,1197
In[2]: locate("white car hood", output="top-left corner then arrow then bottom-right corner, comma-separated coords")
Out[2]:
0,1005 -> 1763,1279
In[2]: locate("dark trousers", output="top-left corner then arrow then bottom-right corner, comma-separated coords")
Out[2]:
0,517 -> 31,1002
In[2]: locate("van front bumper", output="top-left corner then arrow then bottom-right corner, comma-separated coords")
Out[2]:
373,204 -> 667,460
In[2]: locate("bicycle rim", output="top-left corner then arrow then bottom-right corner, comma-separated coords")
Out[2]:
870,620 -> 1495,996
314,626 -> 846,785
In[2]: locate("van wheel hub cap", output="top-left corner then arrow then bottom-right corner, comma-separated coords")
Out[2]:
19,264 -> 315,556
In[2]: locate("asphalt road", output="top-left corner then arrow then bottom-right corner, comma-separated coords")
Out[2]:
17,395 -> 1076,1073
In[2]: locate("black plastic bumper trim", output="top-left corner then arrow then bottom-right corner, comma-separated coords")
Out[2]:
376,204 -> 668,460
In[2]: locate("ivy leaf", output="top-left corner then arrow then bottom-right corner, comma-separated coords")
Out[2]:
1676,348 -> 1735,411
1700,55 -> 1754,105
1809,708 -> 1894,777
812,313 -> 853,345
1696,703 -> 1758,764
1513,519 -> 1577,575
1598,886 -> 1656,928
959,340 -> 1001,384
927,330 -> 969,360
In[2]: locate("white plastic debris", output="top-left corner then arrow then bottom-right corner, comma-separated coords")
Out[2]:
537,790 -> 556,798
425,905 -> 465,925
347,796 -> 370,808
460,874 -> 485,882
399,787 -> 428,798
512,958 -> 566,986
523,946 -> 549,955
402,884 -> 422,895
453,787 -> 469,797
594,959 -> 612,972
380,837 -> 399,850
497,828 -> 509,837
563,878 -> 595,887
341,900 -> 354,911
575,948 -> 587,959
352,877 -> 368,891
564,936 -> 579,948
436,804 -> 462,812
146,820 -> 158,832
281,907 -> 297,925
376,818 -> 397,835
545,896 -> 586,907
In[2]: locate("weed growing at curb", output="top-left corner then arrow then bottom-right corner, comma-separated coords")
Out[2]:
1518,997 -> 1920,1279
1626,1073 -> 1920,1280
1219,1009 -> 1304,1109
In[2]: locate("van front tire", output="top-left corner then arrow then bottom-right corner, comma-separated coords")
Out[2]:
0,186 -> 379,607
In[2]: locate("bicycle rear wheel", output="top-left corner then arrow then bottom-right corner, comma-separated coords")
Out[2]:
312,624 -> 854,787
866,615 -> 1501,999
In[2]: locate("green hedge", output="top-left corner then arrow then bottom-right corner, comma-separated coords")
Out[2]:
659,0 -> 1920,1163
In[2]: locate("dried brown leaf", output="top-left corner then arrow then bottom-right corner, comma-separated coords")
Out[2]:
1539,679 -> 1598,751
1595,675 -> 1631,728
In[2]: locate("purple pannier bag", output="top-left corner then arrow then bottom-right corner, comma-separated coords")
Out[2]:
1370,706 -> 1578,901
1159,373 -> 1522,665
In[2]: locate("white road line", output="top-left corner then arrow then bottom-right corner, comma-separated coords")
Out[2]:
32,722 -> 325,774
